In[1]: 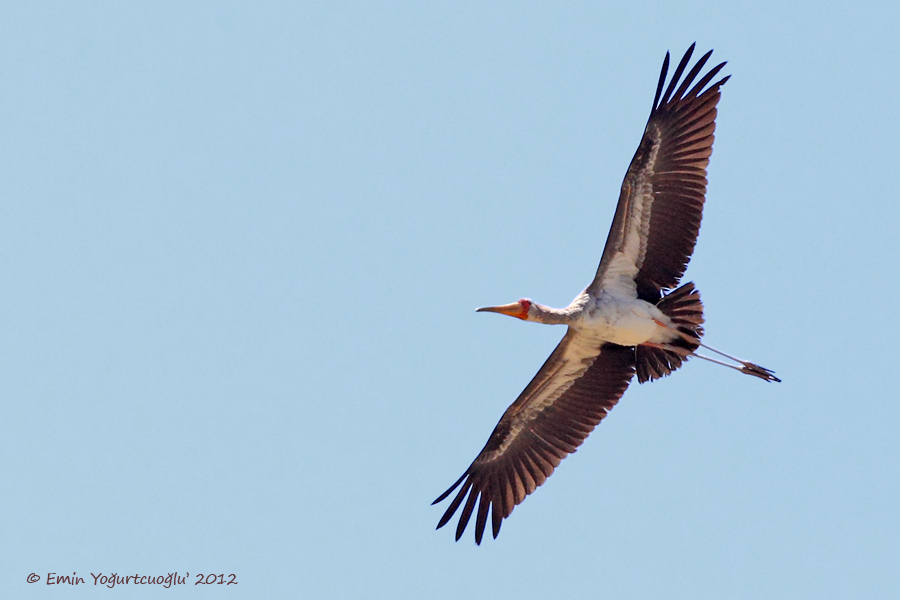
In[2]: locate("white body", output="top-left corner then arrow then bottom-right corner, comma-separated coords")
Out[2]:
574,290 -> 676,347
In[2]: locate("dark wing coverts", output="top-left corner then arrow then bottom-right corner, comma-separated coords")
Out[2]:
590,44 -> 729,302
433,333 -> 635,544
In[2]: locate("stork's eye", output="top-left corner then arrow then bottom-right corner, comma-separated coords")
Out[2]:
519,299 -> 532,311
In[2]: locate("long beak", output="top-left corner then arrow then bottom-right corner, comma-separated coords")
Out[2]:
476,302 -> 527,319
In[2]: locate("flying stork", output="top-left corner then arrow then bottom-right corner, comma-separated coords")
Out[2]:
434,44 -> 779,544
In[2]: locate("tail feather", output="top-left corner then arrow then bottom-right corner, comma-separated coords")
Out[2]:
636,282 -> 704,383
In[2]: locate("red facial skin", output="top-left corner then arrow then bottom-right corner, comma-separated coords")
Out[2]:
516,299 -> 532,320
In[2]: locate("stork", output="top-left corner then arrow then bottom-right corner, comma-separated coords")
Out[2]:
434,44 -> 779,544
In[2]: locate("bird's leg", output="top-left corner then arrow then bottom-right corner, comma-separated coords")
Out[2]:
643,341 -> 743,373
651,319 -> 780,382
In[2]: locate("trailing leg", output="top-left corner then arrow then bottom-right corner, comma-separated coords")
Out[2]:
640,283 -> 780,383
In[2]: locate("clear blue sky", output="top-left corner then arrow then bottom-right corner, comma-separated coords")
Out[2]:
3,1 -> 899,598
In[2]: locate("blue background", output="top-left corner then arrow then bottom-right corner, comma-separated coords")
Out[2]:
3,1 -> 899,597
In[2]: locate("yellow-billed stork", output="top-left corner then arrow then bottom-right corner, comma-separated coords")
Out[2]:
434,44 -> 779,544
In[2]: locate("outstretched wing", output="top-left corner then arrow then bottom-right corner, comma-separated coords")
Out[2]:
589,44 -> 730,303
433,331 -> 635,544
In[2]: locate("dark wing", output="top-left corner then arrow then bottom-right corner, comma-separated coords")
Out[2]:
433,330 -> 635,544
589,44 -> 730,303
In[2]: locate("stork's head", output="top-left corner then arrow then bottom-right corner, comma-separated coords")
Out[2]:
476,298 -> 533,321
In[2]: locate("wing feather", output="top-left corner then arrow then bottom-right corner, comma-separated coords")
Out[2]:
433,331 -> 635,543
590,44 -> 730,302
